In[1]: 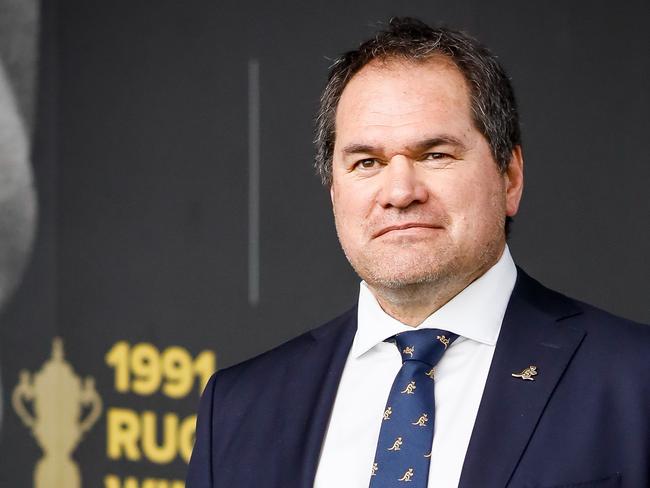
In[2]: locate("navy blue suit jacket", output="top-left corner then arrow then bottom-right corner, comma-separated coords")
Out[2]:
187,271 -> 650,487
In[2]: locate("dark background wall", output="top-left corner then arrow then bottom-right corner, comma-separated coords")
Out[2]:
1,1 -> 648,486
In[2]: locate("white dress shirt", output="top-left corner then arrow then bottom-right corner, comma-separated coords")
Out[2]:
314,246 -> 517,488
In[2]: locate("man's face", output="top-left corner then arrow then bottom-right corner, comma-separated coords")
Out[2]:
330,58 -> 523,291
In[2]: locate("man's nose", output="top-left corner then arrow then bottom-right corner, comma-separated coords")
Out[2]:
376,157 -> 428,208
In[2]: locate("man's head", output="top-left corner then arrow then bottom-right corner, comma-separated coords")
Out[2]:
315,17 -> 521,186
318,18 -> 524,313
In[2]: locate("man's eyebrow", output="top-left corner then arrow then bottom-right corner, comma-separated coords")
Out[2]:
341,143 -> 380,155
407,136 -> 467,153
341,136 -> 467,156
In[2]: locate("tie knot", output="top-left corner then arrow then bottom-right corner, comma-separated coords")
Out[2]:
394,328 -> 458,367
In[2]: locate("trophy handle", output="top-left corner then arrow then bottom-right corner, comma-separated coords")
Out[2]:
79,377 -> 102,434
12,370 -> 36,428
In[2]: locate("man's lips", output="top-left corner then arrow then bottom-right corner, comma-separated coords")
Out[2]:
373,223 -> 443,238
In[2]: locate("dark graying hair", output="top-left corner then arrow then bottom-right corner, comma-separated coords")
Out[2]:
314,17 -> 521,186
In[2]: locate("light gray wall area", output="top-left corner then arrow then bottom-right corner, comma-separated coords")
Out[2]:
0,0 -> 39,430
0,61 -> 36,310
0,0 -> 39,307
0,0 -> 39,133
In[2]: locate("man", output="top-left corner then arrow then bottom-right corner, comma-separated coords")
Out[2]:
187,18 -> 649,488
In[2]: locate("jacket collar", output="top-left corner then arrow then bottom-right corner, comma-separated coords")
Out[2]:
459,269 -> 585,487
299,307 -> 358,487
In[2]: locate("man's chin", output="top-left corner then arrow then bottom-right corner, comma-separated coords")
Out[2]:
343,246 -> 459,290
366,273 -> 441,290
355,261 -> 455,291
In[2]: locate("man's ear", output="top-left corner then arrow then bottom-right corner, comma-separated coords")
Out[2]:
505,146 -> 524,217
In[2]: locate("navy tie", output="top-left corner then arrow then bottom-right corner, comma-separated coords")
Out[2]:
369,329 -> 458,486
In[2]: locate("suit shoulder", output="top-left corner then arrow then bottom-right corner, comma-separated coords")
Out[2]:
211,306 -> 357,384
518,268 -> 648,331
519,269 -> 650,361
570,298 -> 650,353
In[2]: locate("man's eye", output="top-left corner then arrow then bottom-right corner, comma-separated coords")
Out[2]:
423,152 -> 449,160
355,159 -> 380,169
422,152 -> 455,168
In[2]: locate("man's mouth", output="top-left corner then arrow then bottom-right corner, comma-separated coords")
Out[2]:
373,223 -> 443,238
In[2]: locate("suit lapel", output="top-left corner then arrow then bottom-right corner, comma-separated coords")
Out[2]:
459,271 -> 585,488
297,307 -> 358,488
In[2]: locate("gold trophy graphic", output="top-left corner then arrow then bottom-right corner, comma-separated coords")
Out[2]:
12,337 -> 102,488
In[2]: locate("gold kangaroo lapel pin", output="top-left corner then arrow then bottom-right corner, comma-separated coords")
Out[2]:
512,365 -> 538,381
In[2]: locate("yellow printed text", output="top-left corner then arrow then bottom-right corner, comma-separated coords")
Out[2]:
104,474 -> 184,488
107,407 -> 196,464
105,342 -> 215,398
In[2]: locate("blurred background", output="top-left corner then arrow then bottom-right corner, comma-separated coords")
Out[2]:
0,0 -> 648,486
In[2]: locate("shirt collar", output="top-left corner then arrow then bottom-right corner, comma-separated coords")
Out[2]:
351,245 -> 517,358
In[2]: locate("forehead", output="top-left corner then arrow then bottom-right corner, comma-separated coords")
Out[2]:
334,57 -> 474,143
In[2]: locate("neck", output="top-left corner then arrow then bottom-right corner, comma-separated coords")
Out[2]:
368,278 -> 467,327
368,249 -> 505,327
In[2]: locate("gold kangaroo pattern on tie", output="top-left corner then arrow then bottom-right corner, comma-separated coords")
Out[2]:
399,468 -> 415,482
369,329 -> 458,488
388,437 -> 403,451
401,381 -> 416,394
411,414 -> 428,427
